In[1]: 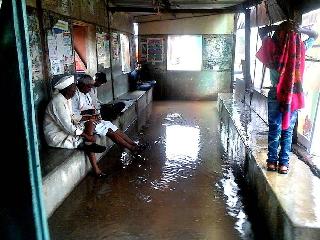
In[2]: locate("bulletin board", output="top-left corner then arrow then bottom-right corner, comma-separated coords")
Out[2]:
47,19 -> 74,76
147,38 -> 163,62
96,31 -> 111,69
202,35 -> 233,71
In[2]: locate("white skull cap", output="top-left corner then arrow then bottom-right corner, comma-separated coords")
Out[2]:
54,75 -> 75,90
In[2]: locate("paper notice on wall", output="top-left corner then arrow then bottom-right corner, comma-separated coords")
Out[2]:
96,32 -> 111,68
50,59 -> 63,75
47,34 -> 58,60
63,32 -> 73,64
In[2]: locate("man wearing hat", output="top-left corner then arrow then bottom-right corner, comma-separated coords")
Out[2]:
72,74 -> 141,153
43,75 -> 107,178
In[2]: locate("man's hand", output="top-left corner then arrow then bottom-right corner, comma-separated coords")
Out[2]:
81,133 -> 96,143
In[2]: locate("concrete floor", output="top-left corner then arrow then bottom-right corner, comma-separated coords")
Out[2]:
49,101 -> 253,240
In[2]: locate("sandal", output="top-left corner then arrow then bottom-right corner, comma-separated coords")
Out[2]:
278,165 -> 289,174
266,162 -> 277,171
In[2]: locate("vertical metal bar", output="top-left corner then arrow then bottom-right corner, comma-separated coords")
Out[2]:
36,0 -> 51,97
245,8 -> 251,91
106,0 -> 115,100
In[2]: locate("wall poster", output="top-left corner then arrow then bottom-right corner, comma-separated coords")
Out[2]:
47,20 -> 73,75
202,35 -> 233,71
111,32 -> 120,62
147,38 -> 163,62
96,32 -> 111,69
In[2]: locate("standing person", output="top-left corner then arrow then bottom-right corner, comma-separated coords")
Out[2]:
90,72 -> 125,121
72,74 -> 141,153
43,75 -> 107,178
256,21 -> 318,174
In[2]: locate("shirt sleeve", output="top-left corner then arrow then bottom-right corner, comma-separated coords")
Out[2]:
52,100 -> 83,136
304,37 -> 315,50
71,91 -> 83,123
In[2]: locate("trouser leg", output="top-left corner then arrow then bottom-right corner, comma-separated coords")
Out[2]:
278,111 -> 298,166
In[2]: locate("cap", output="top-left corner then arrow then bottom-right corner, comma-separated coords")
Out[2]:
54,75 -> 75,90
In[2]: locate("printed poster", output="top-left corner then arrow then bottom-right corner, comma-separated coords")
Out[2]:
147,38 -> 163,62
96,32 -> 111,68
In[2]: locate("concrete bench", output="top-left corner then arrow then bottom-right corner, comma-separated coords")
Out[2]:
218,93 -> 320,240
42,88 -> 153,217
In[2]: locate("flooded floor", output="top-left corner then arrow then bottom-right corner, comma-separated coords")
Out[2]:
49,101 -> 253,240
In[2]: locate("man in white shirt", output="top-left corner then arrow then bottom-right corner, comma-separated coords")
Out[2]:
43,75 -> 107,178
72,74 -> 140,153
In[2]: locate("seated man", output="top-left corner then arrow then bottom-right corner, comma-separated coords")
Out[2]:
72,74 -> 140,153
128,62 -> 156,91
90,72 -> 125,121
43,75 -> 107,178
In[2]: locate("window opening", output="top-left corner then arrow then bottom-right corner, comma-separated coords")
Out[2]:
298,8 -> 320,152
167,35 -> 202,71
120,33 -> 130,73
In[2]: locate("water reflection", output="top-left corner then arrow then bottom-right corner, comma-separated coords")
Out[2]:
166,125 -> 200,161
216,164 -> 253,239
152,114 -> 201,190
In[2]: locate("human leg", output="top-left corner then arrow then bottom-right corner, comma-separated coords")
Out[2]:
278,110 -> 298,172
82,121 -> 106,177
106,130 -> 137,151
115,130 -> 137,147
267,90 -> 282,169
78,120 -> 106,153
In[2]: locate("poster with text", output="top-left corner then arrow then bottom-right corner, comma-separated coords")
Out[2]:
147,38 -> 163,62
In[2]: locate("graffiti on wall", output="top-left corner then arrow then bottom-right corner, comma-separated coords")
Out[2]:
147,38 -> 163,62
96,31 -> 110,69
202,35 -> 233,71
47,20 -> 74,75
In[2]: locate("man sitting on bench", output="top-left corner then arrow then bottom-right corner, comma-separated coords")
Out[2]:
90,72 -> 125,121
72,74 -> 141,154
43,75 -> 107,178
128,62 -> 156,91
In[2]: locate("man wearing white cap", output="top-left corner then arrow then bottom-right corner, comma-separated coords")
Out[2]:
72,74 -> 141,153
43,75 -> 107,178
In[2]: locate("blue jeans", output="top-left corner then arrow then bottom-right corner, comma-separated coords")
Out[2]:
137,80 -> 156,91
267,89 -> 298,166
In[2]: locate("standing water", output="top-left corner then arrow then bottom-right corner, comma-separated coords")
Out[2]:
49,101 -> 254,240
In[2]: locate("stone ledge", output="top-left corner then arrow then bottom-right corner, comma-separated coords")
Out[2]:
218,93 -> 320,240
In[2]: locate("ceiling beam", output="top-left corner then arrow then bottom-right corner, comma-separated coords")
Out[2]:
108,0 -> 262,14
108,7 -> 237,14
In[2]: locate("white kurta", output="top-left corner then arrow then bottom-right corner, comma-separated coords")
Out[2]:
72,89 -> 118,135
89,87 -> 102,110
44,93 -> 84,149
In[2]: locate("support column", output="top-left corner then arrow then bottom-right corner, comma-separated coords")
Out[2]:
0,1 -> 49,239
244,8 -> 251,91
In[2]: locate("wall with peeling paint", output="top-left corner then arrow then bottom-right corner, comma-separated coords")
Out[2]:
139,14 -> 235,100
